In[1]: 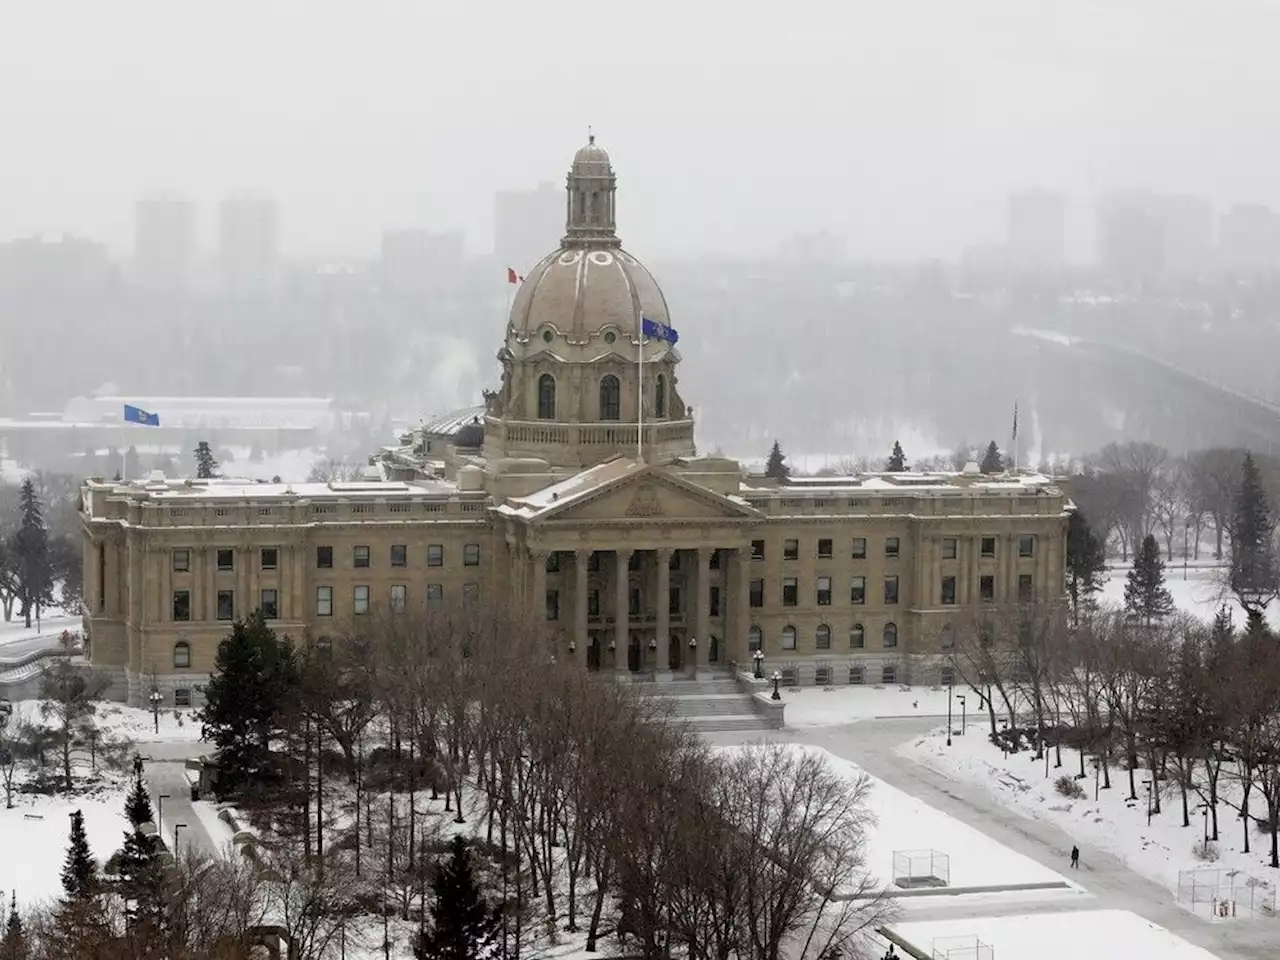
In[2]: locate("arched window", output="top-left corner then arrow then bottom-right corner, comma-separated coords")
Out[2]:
850,623 -> 865,649
816,624 -> 831,649
599,375 -> 620,420
748,625 -> 763,653
654,374 -> 667,418
883,622 -> 898,649
537,374 -> 556,420
172,641 -> 190,669
781,624 -> 797,650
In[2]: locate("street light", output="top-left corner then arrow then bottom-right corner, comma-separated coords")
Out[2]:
998,719 -> 1009,759
957,694 -> 967,735
173,822 -> 187,857
149,688 -> 162,734
752,649 -> 764,679
947,684 -> 953,747
1199,802 -> 1210,848
157,794 -> 170,833
1144,779 -> 1154,827
568,640 -> 576,654
771,671 -> 782,701
689,636 -> 697,677
1184,518 -> 1192,580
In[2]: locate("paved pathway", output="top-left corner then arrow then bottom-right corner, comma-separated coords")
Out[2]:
140,742 -> 219,860
705,718 -> 1280,960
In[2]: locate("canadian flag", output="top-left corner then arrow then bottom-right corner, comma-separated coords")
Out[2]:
506,267 -> 523,284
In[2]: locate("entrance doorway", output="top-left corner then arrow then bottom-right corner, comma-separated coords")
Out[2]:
587,636 -> 601,671
628,635 -> 642,672
709,636 -> 720,664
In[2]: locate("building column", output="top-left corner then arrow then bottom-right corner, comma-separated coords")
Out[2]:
531,549 -> 548,630
692,547 -> 712,679
614,549 -> 632,680
574,550 -> 591,669
733,546 -> 751,666
655,549 -> 673,682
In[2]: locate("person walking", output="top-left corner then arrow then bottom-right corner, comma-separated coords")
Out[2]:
1070,845 -> 1080,869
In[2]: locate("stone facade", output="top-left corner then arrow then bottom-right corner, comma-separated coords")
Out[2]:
78,138 -> 1071,707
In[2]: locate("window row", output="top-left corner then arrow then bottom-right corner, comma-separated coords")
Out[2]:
747,622 -> 900,652
748,535 -> 1036,562
749,575 -> 899,607
171,582 -> 479,621
536,372 -> 668,422
173,543 -> 483,573
775,664 -> 956,687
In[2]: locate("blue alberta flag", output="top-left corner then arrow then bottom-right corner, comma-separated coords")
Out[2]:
641,316 -> 679,344
123,404 -> 160,427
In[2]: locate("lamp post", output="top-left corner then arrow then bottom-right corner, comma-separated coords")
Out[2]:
157,794 -> 170,833
957,694 -> 966,735
1184,518 -> 1192,580
149,688 -> 162,734
752,649 -> 764,679
1093,756 -> 1101,801
1200,802 -> 1210,848
689,636 -> 697,678
771,671 -> 782,701
568,640 -> 576,655
998,719 -> 1009,759
173,822 -> 187,857
1144,779 -> 1153,827
947,684 -> 953,747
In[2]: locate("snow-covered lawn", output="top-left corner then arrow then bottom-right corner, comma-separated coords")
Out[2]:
5,700 -> 205,745
780,684 -> 953,728
892,909 -> 1225,960
1098,563 -> 1280,630
902,726 -> 1280,905
0,613 -> 80,651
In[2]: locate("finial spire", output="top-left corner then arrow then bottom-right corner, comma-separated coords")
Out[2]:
588,125 -> 594,145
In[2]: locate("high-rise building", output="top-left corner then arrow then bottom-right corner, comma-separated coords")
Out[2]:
1007,190 -> 1066,271
494,181 -> 562,275
218,195 -> 280,295
1097,191 -> 1213,278
1219,204 -> 1280,275
133,196 -> 196,291
379,229 -> 465,298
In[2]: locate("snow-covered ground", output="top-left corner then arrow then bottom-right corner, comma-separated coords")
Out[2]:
5,699 -> 205,745
902,725 -> 1279,908
781,684 -> 953,728
1098,563 -> 1280,630
0,612 -> 80,650
892,909 -> 1225,960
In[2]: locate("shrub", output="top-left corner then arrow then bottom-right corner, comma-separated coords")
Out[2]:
1193,840 -> 1220,862
1054,774 -> 1085,799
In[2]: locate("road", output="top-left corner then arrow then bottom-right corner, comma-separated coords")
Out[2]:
706,718 -> 1280,960
139,741 -> 221,860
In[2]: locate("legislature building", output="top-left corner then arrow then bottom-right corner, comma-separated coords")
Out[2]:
79,138 -> 1071,707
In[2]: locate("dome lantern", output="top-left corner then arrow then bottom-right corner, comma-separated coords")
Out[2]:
563,131 -> 620,249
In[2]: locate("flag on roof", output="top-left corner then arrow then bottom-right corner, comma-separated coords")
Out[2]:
123,404 -> 159,427
506,267 -> 523,284
641,316 -> 678,344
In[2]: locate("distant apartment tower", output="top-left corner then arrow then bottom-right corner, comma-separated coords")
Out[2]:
379,229 -> 465,298
218,195 -> 280,295
1098,191 -> 1212,278
1219,204 -> 1280,275
1007,190 -> 1066,270
133,196 -> 195,291
494,181 -> 562,274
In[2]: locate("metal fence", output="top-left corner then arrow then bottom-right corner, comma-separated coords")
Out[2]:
932,934 -> 994,960
892,848 -> 951,888
1177,867 -> 1276,919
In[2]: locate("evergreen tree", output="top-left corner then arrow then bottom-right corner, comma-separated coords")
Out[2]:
193,441 -> 219,480
1066,509 -> 1108,621
1124,533 -> 1175,624
979,441 -> 1004,474
1,892 -> 24,960
886,441 -> 907,472
124,775 -> 154,828
10,479 -> 51,629
1230,451 -> 1277,629
199,611 -> 300,797
60,810 -> 98,900
764,441 -> 790,481
414,837 -> 501,960
113,826 -> 166,933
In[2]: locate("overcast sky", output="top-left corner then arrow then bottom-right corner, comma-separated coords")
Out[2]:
2,0 -> 1276,261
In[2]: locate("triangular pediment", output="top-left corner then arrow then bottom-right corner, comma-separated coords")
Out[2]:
516,463 -> 757,524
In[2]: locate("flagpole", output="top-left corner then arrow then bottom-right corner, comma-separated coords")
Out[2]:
636,331 -> 644,463
120,418 -> 127,482
1012,400 -> 1020,474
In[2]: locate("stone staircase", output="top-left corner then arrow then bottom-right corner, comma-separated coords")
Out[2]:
635,672 -> 783,733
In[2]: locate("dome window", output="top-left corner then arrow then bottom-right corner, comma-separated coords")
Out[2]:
537,374 -> 557,420
654,374 -> 667,418
599,375 -> 621,421
541,329 -> 554,343
604,331 -> 617,345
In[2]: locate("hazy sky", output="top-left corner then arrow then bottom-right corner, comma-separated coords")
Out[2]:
3,0 -> 1277,261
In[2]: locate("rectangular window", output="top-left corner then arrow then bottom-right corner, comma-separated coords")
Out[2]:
710,586 -> 722,617
815,665 -> 832,684
882,665 -> 898,685
849,665 -> 865,685
629,585 -> 641,616
390,584 -> 407,610
710,549 -> 722,570
884,575 -> 899,605
852,537 -> 867,559
353,545 -> 371,568
783,539 -> 799,561
817,537 -> 833,559
174,688 -> 191,707
172,590 -> 191,622
782,577 -> 798,607
427,544 -> 444,567
316,586 -> 333,617
885,537 -> 900,559
980,575 -> 995,602
390,544 -> 407,568
216,590 -> 234,621
1018,535 -> 1035,558
588,589 -> 601,617
749,578 -> 764,608
942,538 -> 957,560
260,588 -> 279,620
353,585 -> 370,615
172,550 -> 190,573
546,552 -> 561,572
1018,574 -> 1034,602
816,576 -> 832,606
981,537 -> 996,558
261,547 -> 278,571
464,543 -> 481,566
546,588 -> 560,621
751,539 -> 765,561
463,583 -> 480,606
426,583 -> 443,608
669,585 -> 682,615
216,548 -> 234,572
589,551 -> 601,572
941,575 -> 957,605
851,576 -> 866,605
316,546 -> 333,569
